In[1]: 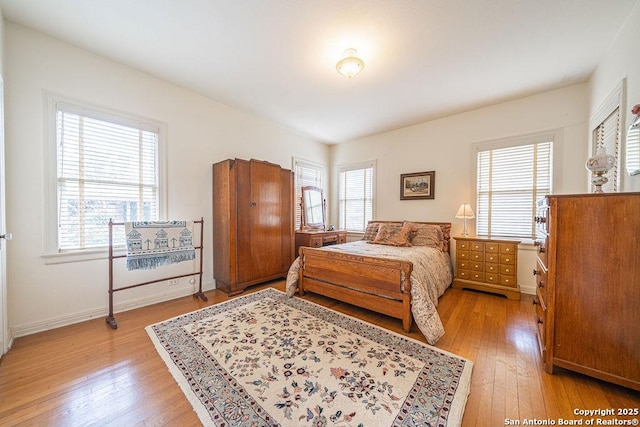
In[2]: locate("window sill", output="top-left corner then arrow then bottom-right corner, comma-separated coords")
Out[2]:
473,235 -> 536,247
42,247 -> 126,265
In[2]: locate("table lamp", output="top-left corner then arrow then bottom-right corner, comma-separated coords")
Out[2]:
455,203 -> 475,237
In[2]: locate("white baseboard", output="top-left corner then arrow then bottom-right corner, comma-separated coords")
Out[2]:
520,284 -> 536,295
1,332 -> 14,359
10,280 -> 215,338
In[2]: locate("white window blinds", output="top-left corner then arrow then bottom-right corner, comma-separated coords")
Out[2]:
476,141 -> 552,239
627,117 -> 640,176
293,159 -> 324,230
56,105 -> 160,251
338,162 -> 374,232
592,107 -> 621,192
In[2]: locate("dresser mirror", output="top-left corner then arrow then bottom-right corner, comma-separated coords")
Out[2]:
626,113 -> 640,176
300,186 -> 326,231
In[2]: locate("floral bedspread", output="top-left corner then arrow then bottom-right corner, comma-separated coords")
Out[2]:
286,241 -> 453,344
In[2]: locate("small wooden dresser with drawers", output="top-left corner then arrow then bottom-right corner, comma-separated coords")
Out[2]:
295,230 -> 347,255
452,236 -> 520,300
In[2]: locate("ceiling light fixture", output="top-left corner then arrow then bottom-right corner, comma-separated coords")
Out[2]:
336,48 -> 365,79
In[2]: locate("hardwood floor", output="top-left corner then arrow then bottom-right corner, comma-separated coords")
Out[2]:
1,281 -> 638,426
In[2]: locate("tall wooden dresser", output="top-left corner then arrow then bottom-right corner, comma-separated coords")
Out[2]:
534,193 -> 640,391
212,158 -> 294,296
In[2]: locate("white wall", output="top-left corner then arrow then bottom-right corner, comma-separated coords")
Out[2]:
588,0 -> 640,192
0,7 -> 8,357
330,84 -> 588,226
0,8 -> 4,72
4,23 -> 329,336
327,1 -> 640,296
330,84 -> 589,294
7,2 -> 638,334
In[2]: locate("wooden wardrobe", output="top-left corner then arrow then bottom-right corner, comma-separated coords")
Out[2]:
534,192 -> 640,391
213,158 -> 294,295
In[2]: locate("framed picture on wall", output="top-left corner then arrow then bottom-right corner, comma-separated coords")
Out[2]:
400,171 -> 435,200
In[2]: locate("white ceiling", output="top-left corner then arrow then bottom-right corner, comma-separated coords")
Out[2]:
0,0 -> 637,143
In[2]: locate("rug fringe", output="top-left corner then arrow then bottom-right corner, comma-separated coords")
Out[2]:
126,250 -> 196,270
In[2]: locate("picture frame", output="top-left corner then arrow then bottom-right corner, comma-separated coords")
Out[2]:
400,171 -> 435,200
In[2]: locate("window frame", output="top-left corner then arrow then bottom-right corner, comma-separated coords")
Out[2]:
337,159 -> 376,234
589,79 -> 626,192
292,157 -> 325,230
42,92 -> 167,263
472,130 -> 560,242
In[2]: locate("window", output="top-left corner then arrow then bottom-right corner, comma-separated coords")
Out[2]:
338,161 -> 375,232
45,95 -> 164,255
592,107 -> 621,192
475,134 -> 554,240
590,79 -> 624,192
627,115 -> 640,176
292,158 -> 324,230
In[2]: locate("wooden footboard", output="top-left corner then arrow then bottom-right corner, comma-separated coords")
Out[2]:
298,247 -> 414,332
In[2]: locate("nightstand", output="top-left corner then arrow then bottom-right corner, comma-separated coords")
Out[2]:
452,236 -> 520,300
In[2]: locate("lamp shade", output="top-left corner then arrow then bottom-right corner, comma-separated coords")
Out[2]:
585,146 -> 615,173
455,203 -> 475,219
585,146 -> 615,192
336,48 -> 365,79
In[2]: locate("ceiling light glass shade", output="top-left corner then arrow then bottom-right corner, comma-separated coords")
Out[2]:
336,48 -> 365,79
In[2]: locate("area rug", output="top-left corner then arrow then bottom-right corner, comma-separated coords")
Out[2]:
146,288 -> 472,426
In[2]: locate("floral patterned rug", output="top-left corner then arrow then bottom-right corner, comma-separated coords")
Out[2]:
146,288 -> 472,426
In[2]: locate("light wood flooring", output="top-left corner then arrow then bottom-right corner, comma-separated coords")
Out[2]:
0,281 -> 638,426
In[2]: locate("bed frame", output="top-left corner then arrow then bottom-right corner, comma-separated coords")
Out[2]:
297,220 -> 451,333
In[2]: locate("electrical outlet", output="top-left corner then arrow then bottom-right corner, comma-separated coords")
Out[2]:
168,279 -> 179,286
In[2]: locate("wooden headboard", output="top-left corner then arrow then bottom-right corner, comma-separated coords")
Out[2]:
365,220 -> 452,253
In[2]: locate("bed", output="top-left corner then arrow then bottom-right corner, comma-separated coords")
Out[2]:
286,220 -> 453,344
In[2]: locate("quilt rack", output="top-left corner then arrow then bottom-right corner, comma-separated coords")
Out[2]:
106,218 -> 206,329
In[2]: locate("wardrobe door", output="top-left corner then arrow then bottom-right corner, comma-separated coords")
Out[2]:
212,159 -> 235,293
249,160 -> 283,280
236,159 -> 253,284
280,169 -> 294,270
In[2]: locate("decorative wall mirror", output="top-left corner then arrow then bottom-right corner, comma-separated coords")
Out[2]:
626,104 -> 640,176
300,186 -> 326,231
